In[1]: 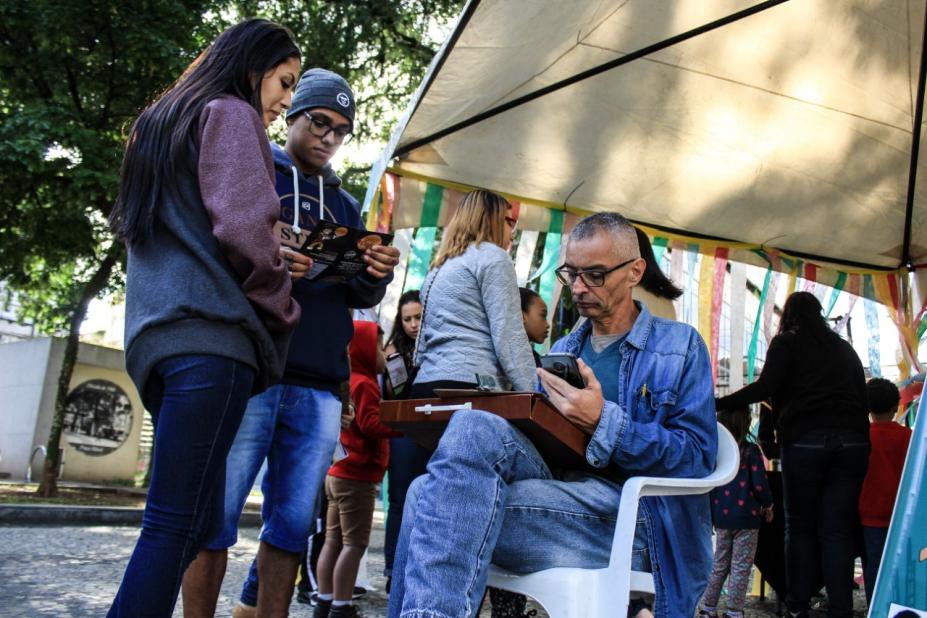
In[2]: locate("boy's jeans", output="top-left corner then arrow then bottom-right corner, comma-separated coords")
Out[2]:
204,383 -> 342,606
389,409 -> 649,618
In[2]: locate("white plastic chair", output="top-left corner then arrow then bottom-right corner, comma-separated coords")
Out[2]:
487,423 -> 740,618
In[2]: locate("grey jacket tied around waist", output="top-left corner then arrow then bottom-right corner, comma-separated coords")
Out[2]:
414,242 -> 536,391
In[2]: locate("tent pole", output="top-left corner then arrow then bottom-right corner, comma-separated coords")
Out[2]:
395,0 -> 792,157
902,2 -> 927,270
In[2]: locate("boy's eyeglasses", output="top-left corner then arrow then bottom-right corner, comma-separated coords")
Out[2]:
303,111 -> 353,144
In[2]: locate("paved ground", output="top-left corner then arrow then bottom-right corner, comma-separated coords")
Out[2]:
0,516 -> 868,617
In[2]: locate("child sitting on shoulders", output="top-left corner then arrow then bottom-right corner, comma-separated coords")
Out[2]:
700,407 -> 773,618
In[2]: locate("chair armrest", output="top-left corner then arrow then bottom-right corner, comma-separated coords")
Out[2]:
636,474 -> 725,497
606,424 -> 739,570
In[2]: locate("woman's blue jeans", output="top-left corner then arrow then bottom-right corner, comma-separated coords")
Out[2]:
108,354 -> 255,617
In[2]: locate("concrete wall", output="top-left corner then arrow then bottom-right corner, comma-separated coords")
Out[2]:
0,338 -> 144,483
0,339 -> 55,480
58,343 -> 144,482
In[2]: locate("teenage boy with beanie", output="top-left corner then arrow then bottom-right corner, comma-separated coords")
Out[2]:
182,68 -> 400,618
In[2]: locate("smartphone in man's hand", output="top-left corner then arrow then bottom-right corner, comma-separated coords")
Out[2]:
540,353 -> 586,389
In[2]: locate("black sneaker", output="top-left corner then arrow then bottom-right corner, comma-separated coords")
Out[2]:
352,586 -> 367,599
312,598 -> 332,618
329,604 -> 365,618
296,589 -> 313,605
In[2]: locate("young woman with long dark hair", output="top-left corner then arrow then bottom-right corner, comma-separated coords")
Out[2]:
383,289 -> 422,399
107,19 -> 302,617
381,290 -> 430,591
715,291 -> 868,618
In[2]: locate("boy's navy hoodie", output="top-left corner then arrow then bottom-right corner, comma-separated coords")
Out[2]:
271,143 -> 391,393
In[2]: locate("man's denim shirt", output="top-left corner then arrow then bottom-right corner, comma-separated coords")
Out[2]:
548,302 -> 718,617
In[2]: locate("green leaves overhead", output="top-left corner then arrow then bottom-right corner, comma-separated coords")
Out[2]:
0,0 -> 464,332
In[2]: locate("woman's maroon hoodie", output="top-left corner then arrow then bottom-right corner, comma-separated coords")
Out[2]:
329,321 -> 401,483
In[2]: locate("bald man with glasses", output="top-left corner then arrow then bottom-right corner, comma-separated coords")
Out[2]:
388,212 -> 718,618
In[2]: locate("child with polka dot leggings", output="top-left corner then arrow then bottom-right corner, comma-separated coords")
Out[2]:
700,407 -> 773,618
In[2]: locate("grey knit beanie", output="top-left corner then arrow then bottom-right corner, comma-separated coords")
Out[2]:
286,68 -> 356,125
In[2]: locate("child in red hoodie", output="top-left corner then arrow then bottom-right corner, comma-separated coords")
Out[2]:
858,377 -> 911,606
315,321 -> 400,618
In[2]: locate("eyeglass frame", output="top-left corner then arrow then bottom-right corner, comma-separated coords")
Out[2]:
302,111 -> 354,144
555,257 -> 638,288
504,215 -> 518,228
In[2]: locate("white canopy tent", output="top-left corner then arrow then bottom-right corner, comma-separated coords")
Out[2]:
362,5 -> 927,610
366,0 -> 927,273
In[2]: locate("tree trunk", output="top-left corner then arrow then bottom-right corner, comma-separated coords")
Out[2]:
37,244 -> 121,497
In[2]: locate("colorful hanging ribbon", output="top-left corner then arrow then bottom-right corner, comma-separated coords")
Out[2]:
537,211 -> 564,324
651,236 -> 669,265
403,183 -> 443,292
863,275 -> 882,377
747,262 -> 773,383
710,247 -> 729,385
825,272 -> 847,318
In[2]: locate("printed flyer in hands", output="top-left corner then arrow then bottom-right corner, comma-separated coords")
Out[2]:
275,219 -> 394,282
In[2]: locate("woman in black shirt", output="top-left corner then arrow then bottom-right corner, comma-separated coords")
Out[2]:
716,292 -> 868,618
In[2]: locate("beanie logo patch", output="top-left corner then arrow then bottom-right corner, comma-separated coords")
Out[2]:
336,92 -> 351,108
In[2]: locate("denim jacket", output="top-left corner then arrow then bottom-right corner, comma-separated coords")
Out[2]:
549,302 -> 718,617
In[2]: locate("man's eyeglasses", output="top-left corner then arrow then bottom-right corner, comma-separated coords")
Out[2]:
303,111 -> 353,144
555,257 -> 637,287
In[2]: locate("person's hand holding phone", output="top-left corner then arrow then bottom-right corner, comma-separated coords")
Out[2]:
536,358 -> 603,435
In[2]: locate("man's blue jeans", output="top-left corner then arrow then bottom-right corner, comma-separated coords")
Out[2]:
388,409 -> 649,618
109,354 -> 255,618
204,383 -> 342,606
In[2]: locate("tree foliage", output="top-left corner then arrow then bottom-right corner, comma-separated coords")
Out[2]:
237,0 -> 464,196
0,0 -> 226,494
0,0 -> 464,493
0,0 -> 228,326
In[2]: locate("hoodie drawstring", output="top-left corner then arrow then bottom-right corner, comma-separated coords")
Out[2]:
291,166 -> 301,235
291,167 -> 328,233
318,174 -> 324,223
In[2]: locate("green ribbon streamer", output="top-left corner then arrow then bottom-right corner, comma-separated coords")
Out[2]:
420,182 -> 442,227
403,183 -> 444,292
825,271 -> 847,317
405,227 -> 437,292
652,236 -> 669,265
747,262 -> 773,383
537,211 -> 564,328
